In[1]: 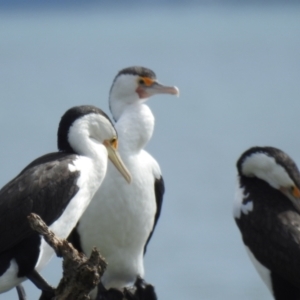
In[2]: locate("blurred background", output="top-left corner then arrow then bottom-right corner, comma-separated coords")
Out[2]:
1,0 -> 300,299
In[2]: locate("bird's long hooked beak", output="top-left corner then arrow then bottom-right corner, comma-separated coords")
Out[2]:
104,141 -> 131,183
147,82 -> 179,97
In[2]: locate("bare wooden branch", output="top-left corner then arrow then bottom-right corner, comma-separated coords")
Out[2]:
28,213 -> 107,300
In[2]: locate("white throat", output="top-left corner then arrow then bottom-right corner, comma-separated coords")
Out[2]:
115,102 -> 154,154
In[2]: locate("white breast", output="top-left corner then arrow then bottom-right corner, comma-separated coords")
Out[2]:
78,102 -> 160,290
78,150 -> 159,289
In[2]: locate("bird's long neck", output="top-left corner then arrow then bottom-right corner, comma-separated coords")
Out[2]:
109,91 -> 140,122
115,102 -> 154,154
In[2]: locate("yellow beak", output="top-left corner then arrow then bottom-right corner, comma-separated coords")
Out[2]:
104,141 -> 131,183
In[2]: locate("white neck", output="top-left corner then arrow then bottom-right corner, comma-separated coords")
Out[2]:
115,102 -> 154,154
109,94 -> 141,121
109,74 -> 141,121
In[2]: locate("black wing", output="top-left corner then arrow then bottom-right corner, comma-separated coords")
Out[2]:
236,178 -> 300,287
144,176 -> 165,254
0,152 -> 79,254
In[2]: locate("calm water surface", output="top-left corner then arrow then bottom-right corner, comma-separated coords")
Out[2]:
0,3 -> 300,299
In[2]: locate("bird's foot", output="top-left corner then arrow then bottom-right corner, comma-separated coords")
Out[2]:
96,282 -> 124,300
95,278 -> 157,300
131,276 -> 157,300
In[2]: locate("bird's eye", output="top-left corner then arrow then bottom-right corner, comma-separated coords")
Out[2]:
139,79 -> 145,85
110,137 -> 118,149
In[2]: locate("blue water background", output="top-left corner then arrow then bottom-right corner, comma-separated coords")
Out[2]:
0,2 -> 300,299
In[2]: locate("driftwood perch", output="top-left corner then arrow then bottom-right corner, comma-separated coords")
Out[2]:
27,213 -> 157,300
28,213 -> 107,300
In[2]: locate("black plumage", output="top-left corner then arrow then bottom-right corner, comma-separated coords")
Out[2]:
0,154 -> 80,279
144,176 -> 164,254
114,66 -> 156,82
235,146 -> 300,300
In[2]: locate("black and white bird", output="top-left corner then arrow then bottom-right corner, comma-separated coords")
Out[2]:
69,67 -> 179,297
0,105 -> 130,299
234,146 -> 300,300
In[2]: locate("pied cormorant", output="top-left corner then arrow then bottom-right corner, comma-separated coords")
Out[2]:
234,146 -> 300,300
0,105 -> 130,299
69,67 -> 179,298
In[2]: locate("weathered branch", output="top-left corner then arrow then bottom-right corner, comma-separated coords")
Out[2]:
28,213 -> 157,300
28,213 -> 107,300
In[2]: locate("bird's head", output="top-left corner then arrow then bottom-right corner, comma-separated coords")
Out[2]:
58,105 -> 131,183
109,66 -> 179,121
237,146 -> 300,211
